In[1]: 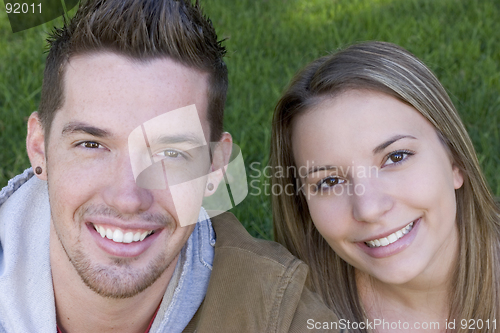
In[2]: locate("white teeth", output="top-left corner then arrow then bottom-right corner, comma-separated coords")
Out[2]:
387,233 -> 398,243
106,228 -> 113,239
365,221 -> 414,248
113,229 -> 124,242
93,224 -> 154,243
379,238 -> 389,246
98,226 -> 106,238
123,232 -> 134,244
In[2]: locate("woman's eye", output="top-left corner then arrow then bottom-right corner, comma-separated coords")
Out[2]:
316,177 -> 346,191
384,150 -> 413,166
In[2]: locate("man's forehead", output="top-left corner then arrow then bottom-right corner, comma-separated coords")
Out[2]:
63,53 -> 209,101
52,52 -> 211,139
65,51 -> 209,80
137,105 -> 207,145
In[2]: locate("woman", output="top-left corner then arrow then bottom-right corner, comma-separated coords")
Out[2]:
270,41 -> 500,332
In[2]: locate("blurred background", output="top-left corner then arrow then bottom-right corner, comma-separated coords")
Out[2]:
1,0 -> 499,239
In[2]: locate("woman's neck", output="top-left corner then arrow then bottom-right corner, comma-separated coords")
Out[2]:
358,275 -> 449,332
355,255 -> 457,332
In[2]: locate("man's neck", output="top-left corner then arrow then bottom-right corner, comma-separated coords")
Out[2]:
50,224 -> 177,333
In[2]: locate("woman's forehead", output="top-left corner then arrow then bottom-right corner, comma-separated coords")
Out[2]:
291,91 -> 437,163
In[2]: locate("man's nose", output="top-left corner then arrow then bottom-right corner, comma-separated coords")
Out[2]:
102,153 -> 154,215
350,177 -> 393,223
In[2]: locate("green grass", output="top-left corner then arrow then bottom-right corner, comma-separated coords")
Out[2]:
1,0 -> 499,239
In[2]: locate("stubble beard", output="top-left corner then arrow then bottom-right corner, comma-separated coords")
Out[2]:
69,244 -> 176,299
52,204 -> 179,299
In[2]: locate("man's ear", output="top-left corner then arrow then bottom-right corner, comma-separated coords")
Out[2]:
26,112 -> 47,180
204,132 -> 232,197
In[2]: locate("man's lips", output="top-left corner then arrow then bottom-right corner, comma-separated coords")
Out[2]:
85,216 -> 166,232
86,223 -> 164,258
90,222 -> 156,243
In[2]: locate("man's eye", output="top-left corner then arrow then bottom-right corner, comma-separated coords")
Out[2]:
383,150 -> 414,166
159,150 -> 180,158
80,141 -> 102,149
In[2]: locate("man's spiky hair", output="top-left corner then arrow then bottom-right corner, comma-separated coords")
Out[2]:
39,0 -> 227,142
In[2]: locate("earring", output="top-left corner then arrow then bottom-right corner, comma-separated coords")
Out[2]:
35,166 -> 42,175
207,183 -> 214,191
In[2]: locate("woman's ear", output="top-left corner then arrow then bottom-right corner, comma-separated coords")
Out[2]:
452,164 -> 464,190
204,132 -> 233,197
26,112 -> 47,180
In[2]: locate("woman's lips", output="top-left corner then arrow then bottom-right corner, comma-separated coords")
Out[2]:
358,218 -> 421,258
364,220 -> 415,248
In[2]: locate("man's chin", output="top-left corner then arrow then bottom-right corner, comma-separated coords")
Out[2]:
70,248 -> 174,299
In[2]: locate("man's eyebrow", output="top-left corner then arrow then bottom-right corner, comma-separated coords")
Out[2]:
372,135 -> 417,154
61,122 -> 112,138
148,133 -> 206,147
307,165 -> 338,177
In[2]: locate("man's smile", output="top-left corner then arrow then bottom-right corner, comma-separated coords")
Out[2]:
91,223 -> 156,243
86,222 -> 166,258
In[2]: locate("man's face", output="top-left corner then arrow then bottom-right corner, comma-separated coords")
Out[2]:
42,53 -> 212,298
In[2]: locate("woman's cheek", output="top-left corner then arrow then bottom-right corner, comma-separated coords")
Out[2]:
308,198 -> 350,241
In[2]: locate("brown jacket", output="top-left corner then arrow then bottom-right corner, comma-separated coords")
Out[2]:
183,213 -> 340,333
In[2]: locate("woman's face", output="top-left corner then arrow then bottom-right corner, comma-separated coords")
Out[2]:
292,90 -> 464,286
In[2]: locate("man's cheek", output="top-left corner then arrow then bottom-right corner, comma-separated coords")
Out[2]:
48,167 -> 93,216
169,176 -> 206,227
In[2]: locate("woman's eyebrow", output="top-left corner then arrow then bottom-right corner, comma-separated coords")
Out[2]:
372,135 -> 417,154
307,165 -> 338,177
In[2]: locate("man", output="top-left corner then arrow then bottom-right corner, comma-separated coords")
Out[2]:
0,0 -> 339,332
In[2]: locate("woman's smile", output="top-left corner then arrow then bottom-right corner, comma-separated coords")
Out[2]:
357,217 -> 421,259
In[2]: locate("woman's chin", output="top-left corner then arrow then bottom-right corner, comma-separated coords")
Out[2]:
355,262 -> 424,287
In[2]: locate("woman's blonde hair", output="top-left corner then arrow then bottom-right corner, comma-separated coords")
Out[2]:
270,41 -> 500,332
